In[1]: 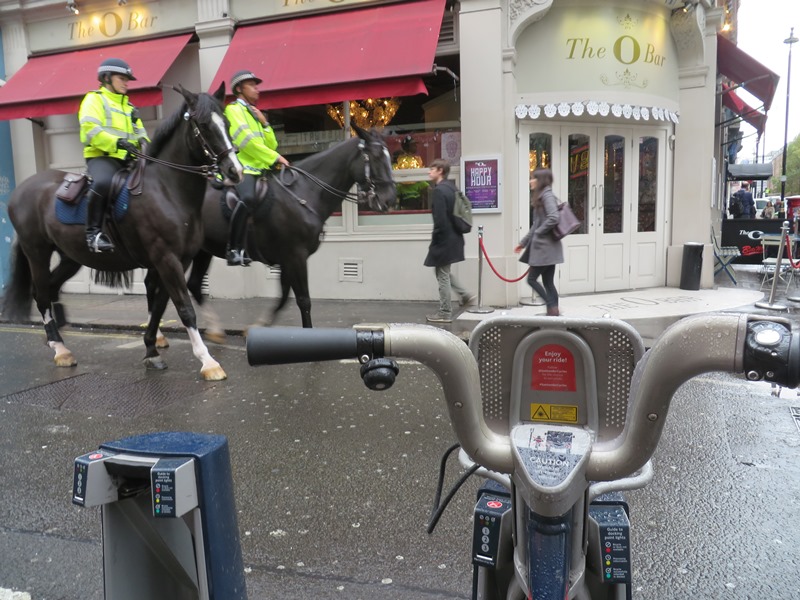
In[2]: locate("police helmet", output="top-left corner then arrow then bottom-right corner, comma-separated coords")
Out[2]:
98,58 -> 137,82
231,70 -> 263,93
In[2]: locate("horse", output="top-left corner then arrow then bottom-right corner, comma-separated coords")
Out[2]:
147,124 -> 396,343
1,84 -> 244,381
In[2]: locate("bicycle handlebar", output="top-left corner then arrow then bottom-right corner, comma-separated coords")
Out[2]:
247,325 -> 513,473
247,314 -> 800,480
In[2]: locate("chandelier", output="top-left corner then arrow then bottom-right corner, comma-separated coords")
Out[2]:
326,98 -> 401,129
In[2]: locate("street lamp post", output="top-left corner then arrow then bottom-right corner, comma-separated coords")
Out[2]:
780,28 -> 798,210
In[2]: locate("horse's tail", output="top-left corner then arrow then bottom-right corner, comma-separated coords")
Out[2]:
93,270 -> 134,289
1,241 -> 34,322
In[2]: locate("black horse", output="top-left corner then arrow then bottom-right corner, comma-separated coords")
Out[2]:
2,84 -> 243,380
147,124 -> 396,343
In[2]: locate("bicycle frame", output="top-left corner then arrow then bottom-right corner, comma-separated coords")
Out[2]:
247,312 -> 800,600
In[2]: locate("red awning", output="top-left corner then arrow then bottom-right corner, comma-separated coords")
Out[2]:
717,33 -> 780,111
721,83 -> 767,135
0,34 -> 192,121
209,0 -> 446,109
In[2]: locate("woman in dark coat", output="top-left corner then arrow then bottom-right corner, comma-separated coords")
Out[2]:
514,168 -> 564,316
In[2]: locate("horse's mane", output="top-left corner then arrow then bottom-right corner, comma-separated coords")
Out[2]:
147,102 -> 188,157
147,92 -> 220,157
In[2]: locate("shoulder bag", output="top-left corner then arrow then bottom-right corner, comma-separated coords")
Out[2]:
552,202 -> 581,240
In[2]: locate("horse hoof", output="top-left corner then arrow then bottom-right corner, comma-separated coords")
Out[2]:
54,352 -> 77,367
203,331 -> 226,345
143,356 -> 168,370
201,365 -> 227,381
156,335 -> 170,349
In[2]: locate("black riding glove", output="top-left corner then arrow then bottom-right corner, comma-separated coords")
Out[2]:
117,139 -> 138,155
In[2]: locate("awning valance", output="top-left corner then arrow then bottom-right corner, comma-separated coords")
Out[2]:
717,33 -> 780,111
209,0 -> 446,109
0,34 -> 192,121
721,83 -> 767,135
727,163 -> 773,181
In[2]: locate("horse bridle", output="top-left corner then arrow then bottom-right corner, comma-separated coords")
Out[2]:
124,109 -> 235,180
354,139 -> 394,206
279,139 -> 394,206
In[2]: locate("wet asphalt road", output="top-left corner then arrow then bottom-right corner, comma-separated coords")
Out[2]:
1,321 -> 800,599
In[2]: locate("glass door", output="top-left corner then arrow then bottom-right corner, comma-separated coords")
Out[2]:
520,124 -> 667,296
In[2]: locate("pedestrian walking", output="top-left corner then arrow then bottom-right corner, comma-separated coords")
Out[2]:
514,168 -> 563,316
424,158 -> 475,323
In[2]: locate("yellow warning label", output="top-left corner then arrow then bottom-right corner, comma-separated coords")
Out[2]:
530,404 -> 578,423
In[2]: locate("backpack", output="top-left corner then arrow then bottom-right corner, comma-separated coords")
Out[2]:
452,189 -> 473,234
729,193 -> 743,218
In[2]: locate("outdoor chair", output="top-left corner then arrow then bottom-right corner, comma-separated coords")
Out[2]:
759,233 -> 795,292
712,226 -> 741,285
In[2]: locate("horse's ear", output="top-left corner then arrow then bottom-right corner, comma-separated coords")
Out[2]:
212,81 -> 226,103
350,123 -> 369,141
173,84 -> 199,110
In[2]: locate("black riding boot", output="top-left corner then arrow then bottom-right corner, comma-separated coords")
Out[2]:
85,189 -> 115,253
226,201 -> 252,266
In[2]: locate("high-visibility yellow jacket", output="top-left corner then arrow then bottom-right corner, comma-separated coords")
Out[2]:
79,87 -> 149,159
224,99 -> 280,175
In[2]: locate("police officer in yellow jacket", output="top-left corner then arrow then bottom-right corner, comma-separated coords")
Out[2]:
78,58 -> 149,252
224,69 -> 290,266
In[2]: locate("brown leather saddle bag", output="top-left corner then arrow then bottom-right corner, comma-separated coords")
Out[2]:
55,173 -> 90,204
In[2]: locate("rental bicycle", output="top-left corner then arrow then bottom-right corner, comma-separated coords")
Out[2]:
246,312 -> 799,599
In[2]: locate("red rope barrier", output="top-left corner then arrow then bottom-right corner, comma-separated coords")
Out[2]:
479,237 -> 530,283
785,235 -> 800,269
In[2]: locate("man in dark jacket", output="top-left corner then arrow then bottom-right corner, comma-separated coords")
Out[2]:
424,159 -> 475,323
738,181 -> 755,219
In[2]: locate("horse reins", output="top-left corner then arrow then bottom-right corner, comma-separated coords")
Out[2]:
276,139 -> 393,209
123,110 -> 230,180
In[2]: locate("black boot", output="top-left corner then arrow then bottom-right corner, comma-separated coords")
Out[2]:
85,189 -> 115,253
226,201 -> 252,266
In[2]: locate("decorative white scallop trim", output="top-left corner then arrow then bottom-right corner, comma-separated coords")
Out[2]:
514,101 -> 680,123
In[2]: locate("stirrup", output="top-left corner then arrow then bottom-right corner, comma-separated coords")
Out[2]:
87,232 -> 115,253
226,249 -> 251,266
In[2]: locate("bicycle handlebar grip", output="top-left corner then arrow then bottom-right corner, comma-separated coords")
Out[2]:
247,327 -> 360,365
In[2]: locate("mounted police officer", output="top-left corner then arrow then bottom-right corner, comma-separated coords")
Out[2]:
224,69 -> 290,266
78,57 -> 149,252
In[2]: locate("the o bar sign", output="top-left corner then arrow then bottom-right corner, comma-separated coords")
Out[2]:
531,344 -> 576,392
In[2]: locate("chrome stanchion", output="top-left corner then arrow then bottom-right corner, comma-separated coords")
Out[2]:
467,226 -> 494,314
519,292 -> 545,306
755,220 -> 789,311
786,223 -> 800,304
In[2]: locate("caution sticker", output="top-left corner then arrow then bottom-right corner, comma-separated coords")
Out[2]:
530,403 -> 578,423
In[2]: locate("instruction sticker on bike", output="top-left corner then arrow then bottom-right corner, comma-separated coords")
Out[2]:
530,403 -> 578,423
530,344 -> 576,392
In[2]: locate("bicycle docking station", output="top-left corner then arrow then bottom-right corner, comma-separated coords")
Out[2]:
472,479 -> 513,569
586,493 -> 632,585
72,432 -> 246,600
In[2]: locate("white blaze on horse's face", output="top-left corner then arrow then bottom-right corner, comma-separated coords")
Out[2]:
212,111 -> 243,184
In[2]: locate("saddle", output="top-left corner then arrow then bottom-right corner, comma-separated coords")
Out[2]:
113,152 -> 147,198
54,154 -> 148,226
220,175 -> 271,220
55,153 -> 146,206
